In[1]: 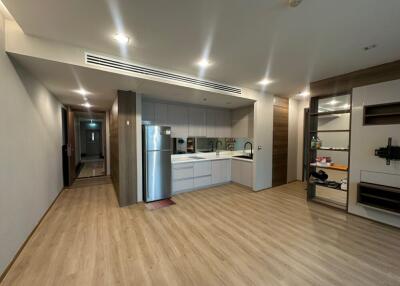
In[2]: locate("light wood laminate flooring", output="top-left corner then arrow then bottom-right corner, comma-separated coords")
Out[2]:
1,182 -> 399,286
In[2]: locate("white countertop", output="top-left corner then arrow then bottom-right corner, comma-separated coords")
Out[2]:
171,151 -> 253,164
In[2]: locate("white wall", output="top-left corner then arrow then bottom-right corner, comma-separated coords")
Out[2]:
287,98 -> 299,182
349,80 -> 400,227
0,12 -> 63,275
251,91 -> 274,191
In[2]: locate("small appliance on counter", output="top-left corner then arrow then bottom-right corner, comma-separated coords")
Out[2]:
187,137 -> 196,153
142,125 -> 172,202
173,138 -> 187,154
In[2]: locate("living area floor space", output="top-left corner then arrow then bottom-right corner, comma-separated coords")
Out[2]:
2,182 -> 400,286
1,0 -> 400,285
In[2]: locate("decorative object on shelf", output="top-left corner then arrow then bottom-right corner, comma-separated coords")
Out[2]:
340,179 -> 348,191
374,137 -> 400,165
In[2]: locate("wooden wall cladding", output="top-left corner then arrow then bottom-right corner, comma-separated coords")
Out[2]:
311,59 -> 400,97
363,102 -> 400,125
109,90 -> 138,207
272,97 -> 289,187
110,98 -> 119,197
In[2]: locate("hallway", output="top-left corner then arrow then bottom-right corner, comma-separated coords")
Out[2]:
77,160 -> 105,178
2,182 -> 399,286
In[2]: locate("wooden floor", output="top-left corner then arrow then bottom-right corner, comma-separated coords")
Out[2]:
2,182 -> 400,286
77,160 -> 105,178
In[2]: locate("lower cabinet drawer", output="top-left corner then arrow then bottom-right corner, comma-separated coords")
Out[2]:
173,178 -> 194,193
194,176 -> 212,188
172,167 -> 194,180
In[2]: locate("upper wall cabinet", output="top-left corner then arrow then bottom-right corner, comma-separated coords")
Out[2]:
142,101 -> 155,122
155,103 -> 168,126
216,109 -> 232,138
189,107 -> 206,137
142,100 -> 234,138
231,106 -> 254,138
206,109 -> 216,138
168,104 -> 189,138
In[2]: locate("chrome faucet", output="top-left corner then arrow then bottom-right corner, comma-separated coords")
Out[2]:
216,140 -> 223,156
244,141 -> 253,158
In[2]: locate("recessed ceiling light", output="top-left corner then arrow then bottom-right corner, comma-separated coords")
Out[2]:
298,90 -> 310,97
113,33 -> 130,45
258,78 -> 273,86
81,102 -> 92,108
74,89 -> 90,96
197,59 -> 212,68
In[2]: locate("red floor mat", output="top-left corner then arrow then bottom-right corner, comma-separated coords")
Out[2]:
145,198 -> 176,210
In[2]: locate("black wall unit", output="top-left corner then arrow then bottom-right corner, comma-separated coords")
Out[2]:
358,182 -> 400,213
363,102 -> 400,125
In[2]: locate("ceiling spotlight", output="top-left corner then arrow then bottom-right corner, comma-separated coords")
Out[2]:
197,59 -> 212,68
298,90 -> 310,97
75,89 -> 90,96
288,0 -> 303,7
113,33 -> 130,45
81,102 -> 92,108
258,78 -> 273,86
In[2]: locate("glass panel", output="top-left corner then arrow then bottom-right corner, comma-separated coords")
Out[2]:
318,94 -> 351,113
317,113 -> 350,131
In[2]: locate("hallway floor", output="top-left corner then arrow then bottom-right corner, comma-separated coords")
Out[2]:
2,182 -> 400,286
77,160 -> 105,178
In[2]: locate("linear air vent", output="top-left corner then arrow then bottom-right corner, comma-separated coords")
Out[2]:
85,53 -> 242,95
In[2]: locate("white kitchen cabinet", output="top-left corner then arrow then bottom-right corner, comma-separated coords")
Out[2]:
168,104 -> 189,138
155,103 -> 168,126
142,101 -> 155,122
194,161 -> 212,177
206,109 -> 216,138
189,107 -> 206,137
212,159 -> 231,185
231,106 -> 254,138
231,159 -> 253,188
173,178 -> 194,193
216,109 -> 231,138
194,176 -> 212,188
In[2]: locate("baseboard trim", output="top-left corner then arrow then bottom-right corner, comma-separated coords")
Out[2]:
0,188 -> 65,283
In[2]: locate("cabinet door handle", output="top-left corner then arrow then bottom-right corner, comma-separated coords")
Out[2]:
257,146 -> 262,150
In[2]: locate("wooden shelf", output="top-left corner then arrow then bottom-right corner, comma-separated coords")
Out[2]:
310,129 -> 350,133
310,163 -> 348,172
313,147 -> 349,152
364,102 -> 400,125
365,112 -> 400,117
310,109 -> 351,116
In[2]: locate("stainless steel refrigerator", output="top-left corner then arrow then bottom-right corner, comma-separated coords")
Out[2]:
142,125 -> 172,202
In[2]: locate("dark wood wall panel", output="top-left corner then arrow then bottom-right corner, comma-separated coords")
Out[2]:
272,97 -> 289,187
110,97 -> 119,197
311,59 -> 400,96
109,90 -> 137,207
117,90 -> 137,206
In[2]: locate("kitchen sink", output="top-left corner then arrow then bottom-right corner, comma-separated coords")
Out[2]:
233,155 -> 253,160
188,156 -> 206,160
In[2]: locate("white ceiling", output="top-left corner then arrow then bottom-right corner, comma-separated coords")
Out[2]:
3,0 -> 400,97
11,54 -> 254,110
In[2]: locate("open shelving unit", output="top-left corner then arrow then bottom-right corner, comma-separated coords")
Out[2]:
307,93 -> 352,210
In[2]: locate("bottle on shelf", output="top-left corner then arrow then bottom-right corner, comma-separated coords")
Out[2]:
311,136 -> 317,149
316,137 -> 322,149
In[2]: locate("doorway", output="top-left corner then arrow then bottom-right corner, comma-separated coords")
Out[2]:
77,117 -> 106,178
